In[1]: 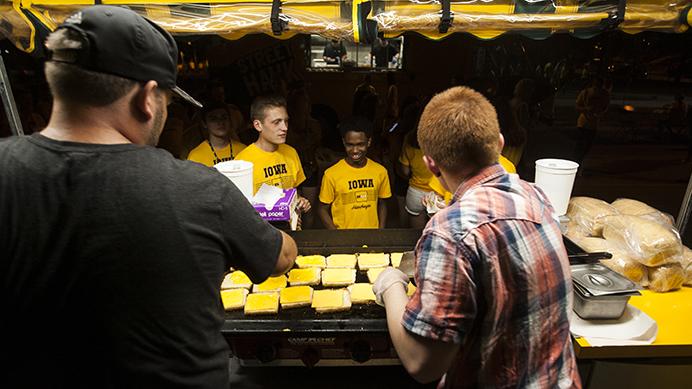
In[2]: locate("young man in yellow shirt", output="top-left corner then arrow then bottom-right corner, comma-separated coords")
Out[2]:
235,95 -> 310,213
187,101 -> 246,166
318,117 -> 392,229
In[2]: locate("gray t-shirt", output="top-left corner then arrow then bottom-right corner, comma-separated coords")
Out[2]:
0,134 -> 281,388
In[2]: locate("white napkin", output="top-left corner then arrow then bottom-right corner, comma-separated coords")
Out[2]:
570,304 -> 658,346
252,184 -> 284,210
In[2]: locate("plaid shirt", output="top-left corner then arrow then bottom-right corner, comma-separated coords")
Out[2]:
404,164 -> 581,389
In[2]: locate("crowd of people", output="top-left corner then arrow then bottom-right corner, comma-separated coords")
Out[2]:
153,71 -> 539,230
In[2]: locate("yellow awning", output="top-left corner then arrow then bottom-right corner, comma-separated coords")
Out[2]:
371,0 -> 690,40
1,0 -> 690,54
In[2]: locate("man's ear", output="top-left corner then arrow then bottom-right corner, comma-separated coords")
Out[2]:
423,155 -> 441,177
498,133 -> 505,153
252,119 -> 263,133
133,80 -> 158,122
367,137 -> 372,147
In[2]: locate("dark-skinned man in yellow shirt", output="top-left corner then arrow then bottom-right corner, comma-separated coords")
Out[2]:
318,116 -> 391,229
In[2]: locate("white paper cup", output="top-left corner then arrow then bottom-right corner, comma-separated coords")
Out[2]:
214,160 -> 254,201
534,158 -> 579,216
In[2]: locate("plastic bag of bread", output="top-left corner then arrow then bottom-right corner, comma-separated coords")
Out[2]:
600,249 -> 648,286
567,197 -> 619,236
565,220 -> 590,242
683,246 -> 692,287
611,198 -> 674,225
601,215 -> 682,267
574,237 -> 648,286
647,263 -> 684,292
575,237 -> 610,253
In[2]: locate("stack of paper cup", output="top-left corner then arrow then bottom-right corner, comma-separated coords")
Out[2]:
534,158 -> 579,216
214,160 -> 254,201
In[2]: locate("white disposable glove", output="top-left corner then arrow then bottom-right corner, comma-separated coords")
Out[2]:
372,267 -> 409,306
422,191 -> 446,215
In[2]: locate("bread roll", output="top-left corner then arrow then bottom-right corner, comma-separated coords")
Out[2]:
367,267 -> 388,283
567,197 -> 619,236
244,292 -> 280,315
390,252 -> 404,268
565,221 -> 589,242
280,286 -> 313,309
600,250 -> 648,286
326,254 -> 357,268
348,283 -> 376,304
611,198 -> 674,225
252,275 -> 287,293
221,288 -> 249,311
602,215 -> 682,267
685,264 -> 692,287
296,255 -> 326,269
647,263 -> 684,293
357,253 -> 390,270
311,289 -> 351,313
322,268 -> 356,287
221,271 -> 252,290
287,268 -> 321,286
683,246 -> 692,286
576,237 -> 610,253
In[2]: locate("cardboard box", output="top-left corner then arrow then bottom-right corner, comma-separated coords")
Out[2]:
252,188 -> 299,230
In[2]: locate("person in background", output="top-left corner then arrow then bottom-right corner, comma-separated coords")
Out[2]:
371,37 -> 399,68
503,78 -> 533,166
397,124 -> 432,229
575,77 -> 610,166
383,72 -> 399,133
236,94 -> 311,213
373,86 -> 580,388
384,97 -> 420,227
323,39 -> 347,65
287,86 -> 322,228
187,101 -> 246,167
659,93 -> 688,136
352,74 -> 377,117
318,116 -> 391,229
0,6 -> 297,388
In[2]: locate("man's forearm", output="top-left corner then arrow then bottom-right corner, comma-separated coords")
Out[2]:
382,286 -> 457,384
383,286 -> 422,373
272,231 -> 297,276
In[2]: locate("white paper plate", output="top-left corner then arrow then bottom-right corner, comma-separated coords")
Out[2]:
570,304 -> 658,346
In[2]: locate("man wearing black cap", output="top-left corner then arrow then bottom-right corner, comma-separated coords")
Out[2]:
0,5 -> 296,388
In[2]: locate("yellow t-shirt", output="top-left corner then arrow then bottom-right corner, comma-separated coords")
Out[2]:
187,140 -> 247,167
235,143 -> 306,194
399,143 -> 433,192
429,155 -> 517,204
319,159 -> 392,229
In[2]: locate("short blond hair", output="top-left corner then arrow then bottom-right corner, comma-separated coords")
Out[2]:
417,86 -> 500,172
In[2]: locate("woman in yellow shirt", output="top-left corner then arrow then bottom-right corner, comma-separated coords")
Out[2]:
187,102 -> 246,167
397,130 -> 433,229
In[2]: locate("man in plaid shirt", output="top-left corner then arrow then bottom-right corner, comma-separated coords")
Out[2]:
373,87 -> 581,388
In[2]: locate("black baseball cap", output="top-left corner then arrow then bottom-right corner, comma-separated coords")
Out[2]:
51,5 -> 202,107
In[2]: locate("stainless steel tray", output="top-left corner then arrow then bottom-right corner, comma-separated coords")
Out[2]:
571,263 -> 641,297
